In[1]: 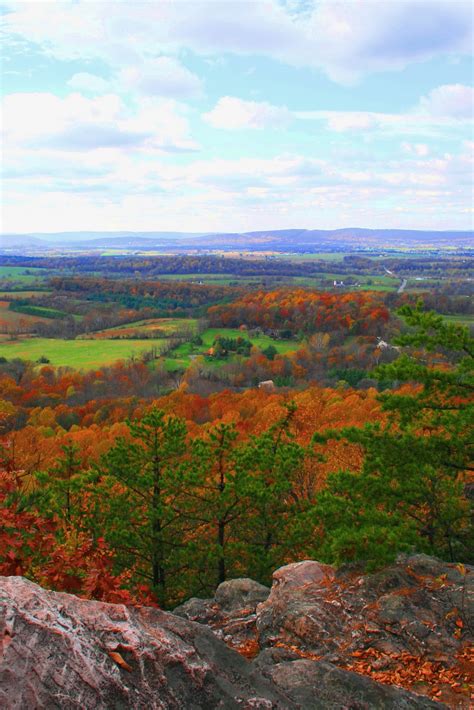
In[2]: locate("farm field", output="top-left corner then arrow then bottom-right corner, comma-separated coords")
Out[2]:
0,290 -> 53,299
153,271 -> 400,290
0,266 -> 48,283
278,252 -> 350,262
0,336 -> 167,369
165,327 -> 300,371
288,273 -> 398,290
0,301 -> 52,331
78,317 -> 198,339
441,313 -> 474,327
156,273 -> 263,285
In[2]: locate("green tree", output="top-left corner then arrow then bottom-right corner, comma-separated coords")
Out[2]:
262,344 -> 278,361
240,403 -> 309,582
312,304 -> 473,568
94,408 -> 188,605
183,423 -> 248,592
36,444 -> 85,528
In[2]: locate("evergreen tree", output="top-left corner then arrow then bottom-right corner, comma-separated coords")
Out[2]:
182,423 -> 249,593
240,403 -> 309,582
93,408 -> 188,605
312,304 -> 473,568
36,444 -> 85,529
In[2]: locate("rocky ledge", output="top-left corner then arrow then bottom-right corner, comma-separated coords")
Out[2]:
176,554 -> 473,708
1,555 -> 472,709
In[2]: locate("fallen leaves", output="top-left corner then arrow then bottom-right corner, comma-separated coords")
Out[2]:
232,638 -> 260,660
344,646 -> 473,704
108,651 -> 132,672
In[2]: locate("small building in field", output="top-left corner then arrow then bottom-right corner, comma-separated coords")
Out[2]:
258,380 -> 276,392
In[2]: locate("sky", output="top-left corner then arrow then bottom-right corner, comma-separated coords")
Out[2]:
1,0 -> 473,234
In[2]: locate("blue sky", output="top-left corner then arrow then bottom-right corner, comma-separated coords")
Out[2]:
2,0 -> 473,234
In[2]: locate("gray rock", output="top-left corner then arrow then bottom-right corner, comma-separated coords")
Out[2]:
255,555 -> 473,667
173,596 -> 217,623
0,576 -> 293,710
4,553 -> 467,709
215,578 -> 270,612
397,553 -> 466,584
174,578 -> 271,652
257,658 -> 446,710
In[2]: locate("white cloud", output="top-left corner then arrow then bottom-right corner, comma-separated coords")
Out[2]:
418,84 -> 474,118
296,105 -> 472,136
303,0 -> 473,84
204,81 -> 474,136
323,112 -> 379,132
402,142 -> 430,157
203,96 -> 291,130
4,1 -> 472,84
1,92 -> 200,154
120,57 -> 203,99
67,73 -> 110,94
3,144 -> 473,232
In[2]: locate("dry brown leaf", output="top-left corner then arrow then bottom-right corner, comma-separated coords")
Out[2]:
108,650 -> 132,672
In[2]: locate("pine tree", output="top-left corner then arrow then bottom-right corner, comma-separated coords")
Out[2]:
312,304 -> 473,568
35,444 -> 85,529
93,408 -> 188,605
239,403 -> 309,582
182,423 -> 248,593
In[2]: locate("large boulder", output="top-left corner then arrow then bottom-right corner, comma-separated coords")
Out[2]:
253,555 -> 472,708
215,578 -> 270,613
256,555 -> 473,663
0,576 -> 443,710
256,561 -> 339,653
0,576 -> 290,709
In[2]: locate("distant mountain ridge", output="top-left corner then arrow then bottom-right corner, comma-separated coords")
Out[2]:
1,227 -> 473,253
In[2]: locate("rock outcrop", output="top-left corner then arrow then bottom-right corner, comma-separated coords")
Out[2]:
174,577 -> 270,652
1,554 -> 471,709
0,576 -> 289,709
177,555 -> 473,708
253,650 -> 444,710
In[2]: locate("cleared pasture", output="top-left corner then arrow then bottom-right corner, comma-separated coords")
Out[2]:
0,266 -> 47,283
0,290 -> 53,299
165,327 -> 299,370
78,317 -> 198,339
0,337 -> 167,369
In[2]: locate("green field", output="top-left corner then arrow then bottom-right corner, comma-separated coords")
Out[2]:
287,273 -> 398,291
278,252 -> 350,262
0,337 -> 167,369
165,327 -> 299,370
156,273 -> 263,285
0,301 -> 52,330
0,266 -> 47,283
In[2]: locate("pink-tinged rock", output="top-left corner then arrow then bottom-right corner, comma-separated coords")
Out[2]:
255,562 -> 342,654
0,576 -> 292,709
263,561 -> 335,598
255,554 -> 473,687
